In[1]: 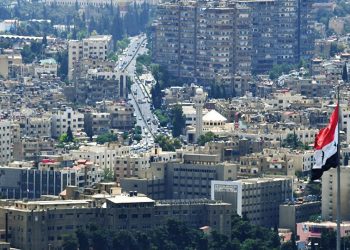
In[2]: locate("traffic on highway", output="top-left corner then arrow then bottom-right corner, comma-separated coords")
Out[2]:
116,34 -> 171,152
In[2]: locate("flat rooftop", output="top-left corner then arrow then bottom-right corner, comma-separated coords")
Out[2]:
107,196 -> 155,204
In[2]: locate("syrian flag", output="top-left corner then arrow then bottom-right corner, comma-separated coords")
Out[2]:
312,105 -> 339,180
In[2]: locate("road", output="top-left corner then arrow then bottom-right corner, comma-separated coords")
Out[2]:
116,34 -> 162,152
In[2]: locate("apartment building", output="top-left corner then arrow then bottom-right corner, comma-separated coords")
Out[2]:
12,137 -> 55,161
70,143 -> 130,171
0,120 -> 12,165
153,0 -> 311,80
33,58 -> 58,78
68,35 -> 113,81
0,196 -> 232,250
115,147 -> 176,183
322,166 -> 350,221
104,102 -> 135,130
51,107 -> 84,138
84,112 -> 110,137
211,177 -> 293,228
18,115 -> 51,138
0,53 -> 22,79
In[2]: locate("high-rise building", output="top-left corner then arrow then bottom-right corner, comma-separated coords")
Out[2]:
153,0 -> 313,80
68,35 -> 113,81
0,120 -> 13,165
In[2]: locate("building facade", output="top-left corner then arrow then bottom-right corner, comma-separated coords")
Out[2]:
51,107 -> 84,138
211,177 -> 293,228
0,120 -> 13,165
0,196 -> 232,250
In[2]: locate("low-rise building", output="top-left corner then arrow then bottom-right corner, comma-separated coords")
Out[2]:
279,199 -> 321,233
0,196 -> 232,250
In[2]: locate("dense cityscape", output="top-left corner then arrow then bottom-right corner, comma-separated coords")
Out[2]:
0,0 -> 350,249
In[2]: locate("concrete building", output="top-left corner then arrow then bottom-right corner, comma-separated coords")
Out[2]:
279,200 -> 321,233
153,0 -> 306,80
0,160 -> 103,199
0,120 -> 12,165
68,35 -> 113,81
0,53 -> 22,79
70,143 -> 130,171
12,137 -> 55,161
297,221 -> 350,246
33,58 -> 58,78
51,107 -> 84,138
103,102 -> 135,130
18,116 -> 52,138
0,196 -> 232,250
322,166 -> 350,221
84,111 -> 110,137
211,177 -> 293,228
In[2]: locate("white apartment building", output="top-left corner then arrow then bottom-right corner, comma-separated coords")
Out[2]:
288,150 -> 315,173
51,107 -> 84,138
0,120 -> 13,165
68,35 -> 113,81
70,143 -> 130,171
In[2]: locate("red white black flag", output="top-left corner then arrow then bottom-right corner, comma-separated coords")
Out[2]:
312,105 -> 339,180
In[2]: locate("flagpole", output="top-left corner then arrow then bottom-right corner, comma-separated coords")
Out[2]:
337,84 -> 341,250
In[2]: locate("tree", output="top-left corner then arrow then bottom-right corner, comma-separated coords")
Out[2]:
154,135 -> 182,151
62,234 -> 78,250
76,227 -> 89,250
112,230 -> 138,250
197,132 -> 217,146
282,132 -> 303,149
320,229 -> 336,250
342,63 -> 348,83
66,126 -> 74,142
96,132 -> 118,144
170,104 -> 186,137
151,81 -> 162,109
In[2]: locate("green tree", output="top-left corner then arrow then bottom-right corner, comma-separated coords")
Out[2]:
320,229 -> 336,250
154,135 -> 182,151
66,126 -> 74,142
197,132 -> 217,146
62,234 -> 78,250
282,132 -> 303,149
76,228 -> 89,250
151,81 -> 162,109
112,230 -> 138,250
170,104 -> 186,137
96,132 -> 118,144
103,168 -> 114,182
342,63 -> 348,83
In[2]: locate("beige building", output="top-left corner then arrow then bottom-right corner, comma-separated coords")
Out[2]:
279,200 -> 321,233
68,35 -> 113,81
0,53 -> 22,79
33,58 -> 58,78
0,196 -> 232,250
322,166 -> 350,221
